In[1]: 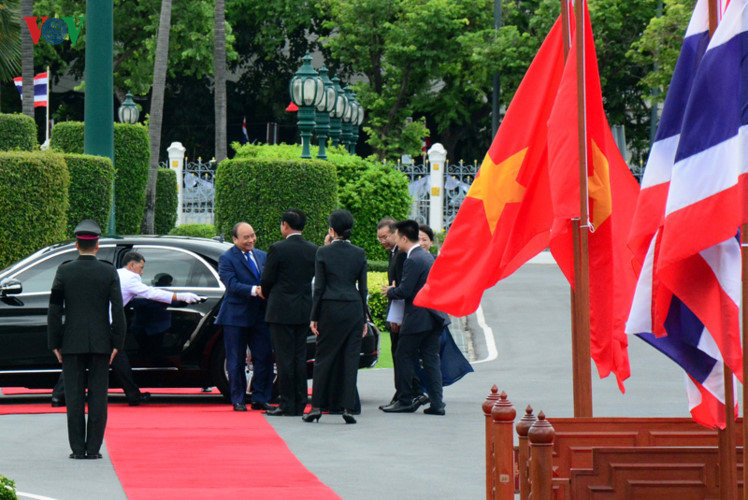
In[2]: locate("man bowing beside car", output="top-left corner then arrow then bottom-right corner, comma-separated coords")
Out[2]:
215,222 -> 275,412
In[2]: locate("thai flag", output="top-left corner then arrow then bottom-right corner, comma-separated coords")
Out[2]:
241,116 -> 249,144
626,0 -> 744,429
13,72 -> 48,108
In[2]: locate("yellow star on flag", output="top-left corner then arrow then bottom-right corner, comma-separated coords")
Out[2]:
466,148 -> 527,234
588,140 -> 612,230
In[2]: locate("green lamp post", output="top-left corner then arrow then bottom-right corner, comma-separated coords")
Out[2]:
346,91 -> 362,155
329,77 -> 348,148
118,92 -> 140,124
341,86 -> 355,153
351,91 -> 364,155
289,54 -> 323,159
314,67 -> 337,160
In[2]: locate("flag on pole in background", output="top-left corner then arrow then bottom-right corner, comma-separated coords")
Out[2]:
625,0 -> 743,429
13,72 -> 48,107
241,116 -> 249,144
414,16 -> 566,315
546,0 -> 640,391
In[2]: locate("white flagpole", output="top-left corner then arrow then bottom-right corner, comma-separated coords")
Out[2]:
45,66 -> 50,144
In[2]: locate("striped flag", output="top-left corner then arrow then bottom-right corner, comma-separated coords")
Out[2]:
241,116 -> 249,144
626,0 -> 744,429
13,72 -> 48,108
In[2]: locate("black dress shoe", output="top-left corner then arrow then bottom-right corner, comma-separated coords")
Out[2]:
413,394 -> 430,410
128,392 -> 151,406
233,403 -> 247,411
381,401 -> 416,413
69,453 -> 86,460
51,398 -> 66,408
265,407 -> 298,417
423,405 -> 446,416
250,401 -> 275,411
86,453 -> 103,459
342,410 -> 356,424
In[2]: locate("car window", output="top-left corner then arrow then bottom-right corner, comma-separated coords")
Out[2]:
10,249 -> 78,294
133,246 -> 220,288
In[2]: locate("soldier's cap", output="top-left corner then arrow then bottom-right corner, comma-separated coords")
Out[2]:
73,219 -> 102,240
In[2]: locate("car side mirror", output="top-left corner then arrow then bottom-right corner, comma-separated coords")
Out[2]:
0,278 -> 22,296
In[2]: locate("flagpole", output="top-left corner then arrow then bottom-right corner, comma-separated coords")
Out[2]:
45,66 -> 50,144
570,0 -> 593,418
742,222 -> 748,500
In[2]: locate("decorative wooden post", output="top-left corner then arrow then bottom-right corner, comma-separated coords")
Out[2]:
515,405 -> 537,500
528,411 -> 555,500
483,385 -> 501,499
491,391 -> 517,500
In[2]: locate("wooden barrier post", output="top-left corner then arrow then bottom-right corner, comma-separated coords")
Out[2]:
491,391 -> 517,500
528,411 -> 555,500
483,385 -> 501,499
516,405 -> 537,500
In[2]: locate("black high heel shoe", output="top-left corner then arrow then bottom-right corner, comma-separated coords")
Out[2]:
302,409 -> 321,423
342,410 -> 356,424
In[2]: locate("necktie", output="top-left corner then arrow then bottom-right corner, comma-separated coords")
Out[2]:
245,251 -> 260,279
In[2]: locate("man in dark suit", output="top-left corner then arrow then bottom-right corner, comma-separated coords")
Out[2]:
47,219 -> 127,459
215,222 -> 275,412
260,209 -> 317,417
380,219 -> 449,415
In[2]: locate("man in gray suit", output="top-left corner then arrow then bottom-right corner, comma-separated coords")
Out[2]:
380,219 -> 449,415
261,209 -> 318,416
47,220 -> 127,459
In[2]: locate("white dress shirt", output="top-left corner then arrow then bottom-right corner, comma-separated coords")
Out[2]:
117,267 -> 174,306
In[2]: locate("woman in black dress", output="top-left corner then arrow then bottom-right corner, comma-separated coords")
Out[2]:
304,210 -> 368,424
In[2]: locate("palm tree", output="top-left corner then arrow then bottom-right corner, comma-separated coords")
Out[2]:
214,0 -> 227,163
0,0 -> 22,111
143,0 -> 172,234
20,0 -> 32,118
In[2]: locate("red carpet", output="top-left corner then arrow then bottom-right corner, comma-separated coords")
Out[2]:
0,402 -> 339,499
106,405 -> 339,499
0,386 -> 218,395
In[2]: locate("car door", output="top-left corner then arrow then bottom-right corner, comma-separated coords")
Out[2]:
121,245 -> 224,368
0,246 -> 115,368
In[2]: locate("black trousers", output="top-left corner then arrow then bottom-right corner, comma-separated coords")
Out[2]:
395,326 -> 443,408
53,350 -> 142,403
269,322 -> 308,415
62,353 -> 110,456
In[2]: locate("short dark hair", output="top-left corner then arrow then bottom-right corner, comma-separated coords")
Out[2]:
329,210 -> 355,240
394,219 -> 419,243
122,251 -> 145,267
419,224 -> 434,242
231,222 -> 247,239
76,238 -> 97,251
377,217 -> 397,231
282,209 -> 306,231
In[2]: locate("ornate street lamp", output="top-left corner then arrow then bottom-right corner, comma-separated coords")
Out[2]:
329,77 -> 348,148
118,92 -> 140,123
346,91 -> 362,155
314,67 -> 337,160
341,86 -> 355,153
351,91 -> 365,155
289,54 -> 324,159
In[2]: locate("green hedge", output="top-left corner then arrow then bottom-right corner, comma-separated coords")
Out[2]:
51,121 -> 149,234
0,473 -> 17,500
169,224 -> 218,239
232,143 -> 411,258
64,153 -> 114,237
215,158 -> 337,250
0,152 -> 69,268
367,271 -> 388,332
155,168 -> 177,234
0,113 -> 37,151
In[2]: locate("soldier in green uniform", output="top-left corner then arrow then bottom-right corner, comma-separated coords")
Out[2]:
47,219 -> 127,459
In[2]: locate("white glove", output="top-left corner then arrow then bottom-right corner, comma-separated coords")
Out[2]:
176,292 -> 201,304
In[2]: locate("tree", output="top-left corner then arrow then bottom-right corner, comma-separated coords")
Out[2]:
20,0 -> 32,118
143,0 -> 172,234
0,0 -> 21,81
214,0 -> 226,163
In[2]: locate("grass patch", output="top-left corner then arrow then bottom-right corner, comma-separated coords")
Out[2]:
372,327 -> 393,369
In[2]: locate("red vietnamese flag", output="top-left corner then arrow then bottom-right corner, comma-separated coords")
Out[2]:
546,1 -> 640,391
414,17 -> 565,316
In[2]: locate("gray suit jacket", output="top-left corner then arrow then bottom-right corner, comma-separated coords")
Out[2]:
47,255 -> 127,354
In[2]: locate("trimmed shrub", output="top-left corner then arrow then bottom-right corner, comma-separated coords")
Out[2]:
215,158 -> 337,250
367,260 -> 388,273
366,271 -> 388,332
232,142 -> 411,259
338,162 -> 411,260
0,113 -> 37,151
51,121 -> 149,234
0,473 -> 17,500
154,168 -> 177,234
169,224 -> 218,239
64,153 -> 114,237
0,152 -> 69,268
